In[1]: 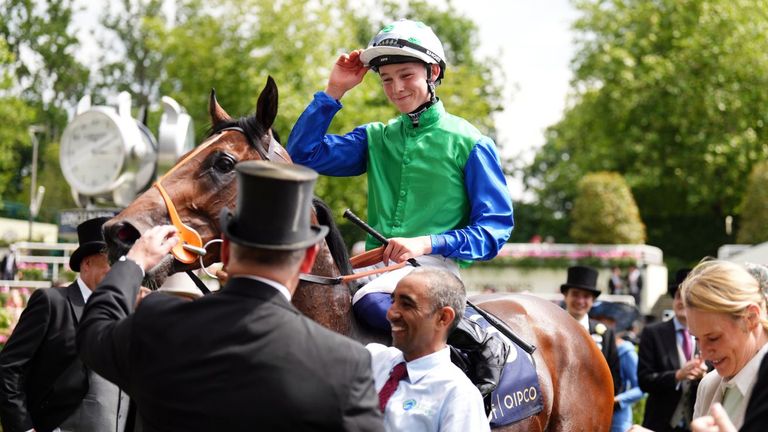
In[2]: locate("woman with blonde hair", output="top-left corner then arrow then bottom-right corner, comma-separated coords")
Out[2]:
681,259 -> 768,430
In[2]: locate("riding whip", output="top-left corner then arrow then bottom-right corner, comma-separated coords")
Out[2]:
342,208 -> 535,354
342,209 -> 420,268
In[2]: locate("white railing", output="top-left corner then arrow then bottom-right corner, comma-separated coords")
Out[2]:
6,241 -> 77,284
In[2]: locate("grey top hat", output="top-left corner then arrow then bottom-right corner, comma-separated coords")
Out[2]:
560,265 -> 601,298
220,161 -> 329,250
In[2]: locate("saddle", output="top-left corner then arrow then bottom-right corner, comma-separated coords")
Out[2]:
348,247 -> 511,402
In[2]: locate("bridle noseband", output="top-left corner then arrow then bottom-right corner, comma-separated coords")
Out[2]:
153,126 -> 281,264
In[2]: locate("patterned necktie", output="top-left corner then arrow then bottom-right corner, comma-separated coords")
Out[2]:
378,362 -> 408,412
681,328 -> 692,361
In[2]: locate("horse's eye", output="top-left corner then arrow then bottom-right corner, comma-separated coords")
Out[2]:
213,155 -> 236,173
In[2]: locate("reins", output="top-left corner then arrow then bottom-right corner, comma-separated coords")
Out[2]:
297,246 -> 410,285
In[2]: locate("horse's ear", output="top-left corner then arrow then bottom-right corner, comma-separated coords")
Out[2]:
209,88 -> 232,127
256,76 -> 278,130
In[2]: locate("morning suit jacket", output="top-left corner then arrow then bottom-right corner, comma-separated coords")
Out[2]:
0,283 -> 89,432
741,354 -> 768,432
77,260 -> 383,432
638,319 -> 698,431
588,319 -> 621,396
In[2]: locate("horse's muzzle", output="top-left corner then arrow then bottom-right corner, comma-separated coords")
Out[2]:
104,220 -> 142,263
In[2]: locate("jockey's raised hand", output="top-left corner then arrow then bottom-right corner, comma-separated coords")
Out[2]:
382,236 -> 432,265
126,225 -> 179,272
325,49 -> 368,100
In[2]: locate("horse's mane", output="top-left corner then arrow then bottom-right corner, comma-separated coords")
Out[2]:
208,114 -> 269,145
312,198 -> 353,276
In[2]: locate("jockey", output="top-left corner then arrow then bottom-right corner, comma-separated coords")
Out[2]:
287,19 -> 514,332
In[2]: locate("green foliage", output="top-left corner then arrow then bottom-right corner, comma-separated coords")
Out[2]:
524,0 -> 768,261
736,161 -> 768,244
0,0 -> 87,210
0,40 -> 36,201
93,0 -> 168,111
510,201 -> 572,244
148,0 -> 501,242
570,172 -> 646,244
19,268 -> 44,281
17,140 -> 75,222
0,0 -> 89,108
2,0 -> 502,247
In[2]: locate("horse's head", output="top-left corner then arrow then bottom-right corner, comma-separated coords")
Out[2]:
104,76 -> 292,286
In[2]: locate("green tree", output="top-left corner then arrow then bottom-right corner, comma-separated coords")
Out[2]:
0,40 -> 36,203
151,0 -> 503,244
93,0 -> 169,112
0,0 -> 88,216
570,172 -> 646,244
524,0 -> 768,260
736,161 -> 768,244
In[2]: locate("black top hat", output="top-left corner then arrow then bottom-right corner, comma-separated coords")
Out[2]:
589,301 -> 640,332
560,265 -> 601,297
69,217 -> 109,272
220,161 -> 329,250
668,268 -> 692,298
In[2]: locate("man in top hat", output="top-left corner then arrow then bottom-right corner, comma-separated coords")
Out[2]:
0,217 -> 130,432
76,161 -> 383,431
637,269 -> 708,432
560,265 -> 621,396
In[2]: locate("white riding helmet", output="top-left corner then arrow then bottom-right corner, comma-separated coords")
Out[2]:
360,19 -> 446,81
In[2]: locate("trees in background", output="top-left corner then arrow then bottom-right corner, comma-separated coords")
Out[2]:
1,0 -> 503,247
736,161 -> 768,244
570,172 -> 645,244
523,0 -> 768,263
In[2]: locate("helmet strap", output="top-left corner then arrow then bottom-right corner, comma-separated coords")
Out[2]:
405,64 -> 439,128
425,64 -> 437,104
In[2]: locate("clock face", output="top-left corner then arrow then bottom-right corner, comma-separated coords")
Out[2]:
60,110 -> 126,195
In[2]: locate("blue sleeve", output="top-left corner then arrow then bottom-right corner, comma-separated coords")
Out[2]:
430,137 -> 514,260
286,91 -> 369,176
616,347 -> 645,408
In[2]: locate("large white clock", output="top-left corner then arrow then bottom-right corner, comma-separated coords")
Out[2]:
60,92 -> 158,206
60,108 -> 128,195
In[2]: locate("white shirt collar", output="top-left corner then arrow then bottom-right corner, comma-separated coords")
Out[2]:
76,277 -> 92,302
723,341 -> 768,397
404,346 -> 450,384
673,316 -> 686,332
577,314 -> 590,331
236,275 -> 292,301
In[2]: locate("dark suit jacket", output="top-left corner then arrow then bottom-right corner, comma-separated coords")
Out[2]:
588,319 -> 621,395
741,354 -> 768,432
638,319 -> 699,431
0,283 -> 89,432
1,253 -> 17,280
77,261 -> 383,431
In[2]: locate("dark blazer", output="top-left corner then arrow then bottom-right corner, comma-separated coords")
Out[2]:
638,319 -> 698,431
0,283 -> 89,432
741,354 -> 768,432
589,319 -> 621,395
1,253 -> 17,280
77,261 -> 383,432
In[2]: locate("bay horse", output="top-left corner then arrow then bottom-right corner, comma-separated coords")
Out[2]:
103,77 -> 614,431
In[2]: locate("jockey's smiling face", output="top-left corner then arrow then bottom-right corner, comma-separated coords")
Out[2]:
379,62 -> 440,114
387,273 -> 450,361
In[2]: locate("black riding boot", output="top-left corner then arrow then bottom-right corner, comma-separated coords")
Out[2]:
448,315 -> 510,398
